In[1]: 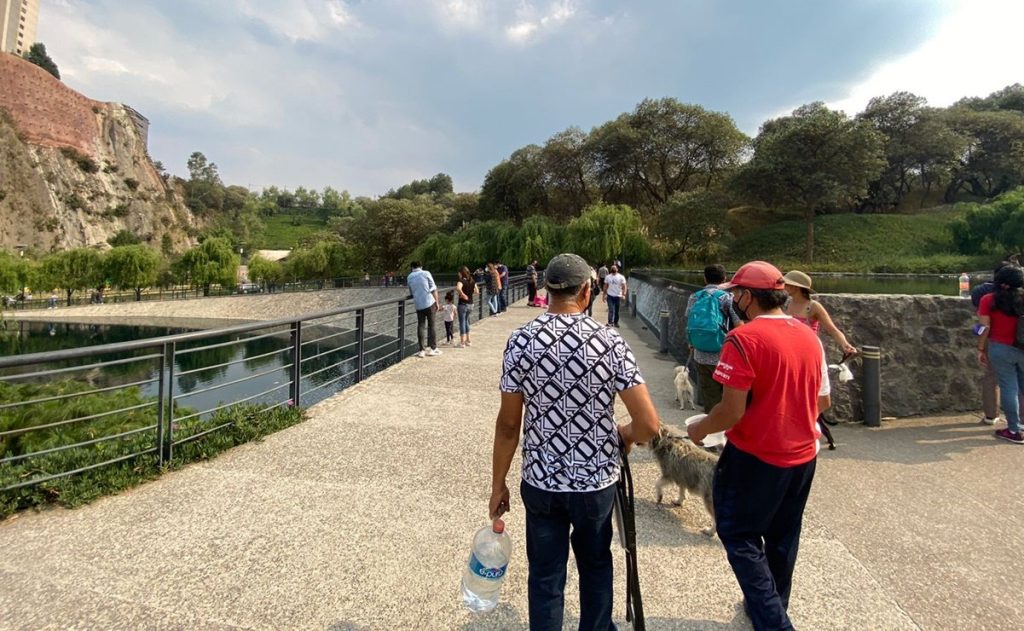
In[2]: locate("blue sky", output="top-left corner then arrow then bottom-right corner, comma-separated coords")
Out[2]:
41,0 -> 1023,196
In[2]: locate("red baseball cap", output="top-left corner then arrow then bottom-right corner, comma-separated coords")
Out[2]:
719,261 -> 785,290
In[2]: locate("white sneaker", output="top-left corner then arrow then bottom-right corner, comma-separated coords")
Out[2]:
428,349 -> 442,357
415,350 -> 426,358
981,416 -> 1003,425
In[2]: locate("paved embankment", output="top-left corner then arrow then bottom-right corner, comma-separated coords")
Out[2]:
7,287 -> 411,324
0,299 -> 1019,629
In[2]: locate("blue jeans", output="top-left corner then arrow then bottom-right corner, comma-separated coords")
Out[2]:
457,303 -> 471,335
989,342 -> 1024,432
606,296 -> 621,325
520,481 -> 617,631
714,444 -> 816,631
488,291 -> 500,315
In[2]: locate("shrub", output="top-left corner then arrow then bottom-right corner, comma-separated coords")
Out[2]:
123,177 -> 139,191
59,147 -> 99,174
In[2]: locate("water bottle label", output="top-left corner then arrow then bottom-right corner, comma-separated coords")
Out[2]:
469,553 -> 507,580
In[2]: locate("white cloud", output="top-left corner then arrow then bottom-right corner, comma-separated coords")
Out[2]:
236,0 -> 360,42
826,0 -> 1024,115
504,0 -> 577,43
506,21 -> 538,42
438,0 -> 486,28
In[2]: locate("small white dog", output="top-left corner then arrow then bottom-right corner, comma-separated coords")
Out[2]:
673,366 -> 694,410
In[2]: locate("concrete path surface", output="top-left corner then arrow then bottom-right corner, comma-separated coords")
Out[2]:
0,298 -> 1020,630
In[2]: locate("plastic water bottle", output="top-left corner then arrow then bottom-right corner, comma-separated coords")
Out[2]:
461,519 -> 512,612
959,273 -> 970,298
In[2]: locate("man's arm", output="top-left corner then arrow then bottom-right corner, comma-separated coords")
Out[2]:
489,392 -> 524,519
617,384 -> 660,450
688,385 -> 747,444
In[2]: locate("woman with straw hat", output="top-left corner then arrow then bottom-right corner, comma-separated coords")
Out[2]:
782,270 -> 857,356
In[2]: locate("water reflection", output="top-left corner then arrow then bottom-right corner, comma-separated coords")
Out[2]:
0,321 -> 409,413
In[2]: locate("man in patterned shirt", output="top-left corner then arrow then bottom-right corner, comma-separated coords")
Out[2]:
489,253 -> 660,631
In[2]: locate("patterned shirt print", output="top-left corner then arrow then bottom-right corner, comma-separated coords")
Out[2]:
500,312 -> 645,492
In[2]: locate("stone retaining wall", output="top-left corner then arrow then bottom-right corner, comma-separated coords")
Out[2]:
629,274 -> 980,421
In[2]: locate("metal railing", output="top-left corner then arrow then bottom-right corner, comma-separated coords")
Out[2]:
0,275 -> 531,492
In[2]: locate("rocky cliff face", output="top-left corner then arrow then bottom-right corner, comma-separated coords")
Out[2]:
0,54 -> 196,252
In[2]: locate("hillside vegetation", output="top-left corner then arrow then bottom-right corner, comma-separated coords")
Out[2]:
726,207 -> 992,273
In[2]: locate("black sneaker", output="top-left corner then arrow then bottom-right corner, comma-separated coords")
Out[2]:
995,428 -> 1024,444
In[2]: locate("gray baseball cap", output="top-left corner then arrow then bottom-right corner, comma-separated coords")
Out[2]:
545,253 -> 591,289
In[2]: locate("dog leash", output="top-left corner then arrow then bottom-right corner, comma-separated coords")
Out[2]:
614,443 -> 646,630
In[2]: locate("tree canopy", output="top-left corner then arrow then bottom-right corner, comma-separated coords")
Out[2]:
173,237 -> 239,296
105,245 -> 162,301
733,102 -> 886,261
23,43 -> 59,80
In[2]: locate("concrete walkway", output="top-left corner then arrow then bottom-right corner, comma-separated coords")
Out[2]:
0,299 -> 1020,630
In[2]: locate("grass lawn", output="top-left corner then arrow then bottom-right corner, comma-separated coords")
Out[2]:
257,213 -> 328,249
725,207 -> 993,273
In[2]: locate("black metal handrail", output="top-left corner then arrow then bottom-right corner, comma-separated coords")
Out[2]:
0,275 -> 531,493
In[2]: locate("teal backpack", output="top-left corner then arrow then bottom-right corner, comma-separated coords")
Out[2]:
687,289 -> 727,352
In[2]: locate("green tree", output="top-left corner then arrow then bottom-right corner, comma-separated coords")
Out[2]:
943,107 -> 1024,200
0,251 -> 31,295
247,253 -> 284,290
173,238 -> 239,296
564,203 -> 652,266
733,102 -> 886,262
655,190 -> 733,262
951,187 -> 1024,256
541,127 -> 595,219
40,248 -> 104,306
479,145 -> 549,222
107,229 -> 141,247
589,98 -> 748,214
105,245 -> 162,301
339,197 -> 448,270
23,43 -> 59,80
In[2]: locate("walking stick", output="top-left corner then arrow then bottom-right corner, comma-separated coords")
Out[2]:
614,444 -> 646,630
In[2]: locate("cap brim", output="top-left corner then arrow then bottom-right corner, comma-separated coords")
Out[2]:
718,281 -> 738,289
783,281 -> 815,293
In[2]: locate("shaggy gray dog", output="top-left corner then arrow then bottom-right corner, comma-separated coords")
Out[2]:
648,426 -> 718,536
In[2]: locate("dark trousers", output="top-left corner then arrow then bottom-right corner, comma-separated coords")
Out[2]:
606,296 -> 621,325
498,286 -> 508,312
415,307 -> 436,351
521,481 -> 618,631
697,362 -> 722,412
528,282 -> 537,303
444,320 -> 453,342
714,443 -> 816,631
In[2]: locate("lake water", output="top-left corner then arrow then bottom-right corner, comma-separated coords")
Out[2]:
0,320 -> 407,413
647,271 -> 966,295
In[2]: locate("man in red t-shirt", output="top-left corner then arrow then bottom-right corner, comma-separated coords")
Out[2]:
688,261 -> 831,631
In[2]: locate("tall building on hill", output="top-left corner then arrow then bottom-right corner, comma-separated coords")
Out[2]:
1,0 -> 38,56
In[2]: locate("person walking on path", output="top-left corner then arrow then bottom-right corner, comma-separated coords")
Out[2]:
688,261 -> 831,631
782,270 -> 857,356
603,265 -> 627,327
973,260 -> 1023,425
977,264 -> 1024,444
489,253 -> 660,631
597,263 -> 609,295
407,262 -> 441,358
497,261 -> 510,313
442,291 -> 457,346
685,264 -> 742,412
455,266 -> 478,348
526,259 -> 539,306
486,262 -> 502,316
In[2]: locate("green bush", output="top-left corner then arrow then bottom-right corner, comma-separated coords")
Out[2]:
59,147 -> 99,174
0,379 -> 305,518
